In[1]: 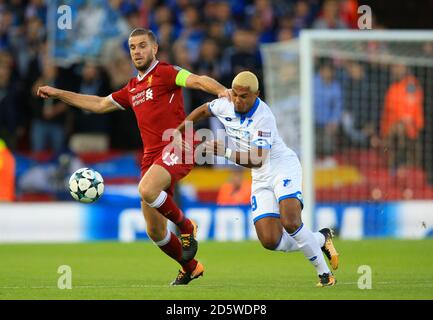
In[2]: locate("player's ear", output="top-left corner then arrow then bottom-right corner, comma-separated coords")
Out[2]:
152,43 -> 158,56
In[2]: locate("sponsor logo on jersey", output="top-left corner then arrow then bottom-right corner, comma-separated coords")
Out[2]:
162,152 -> 179,166
226,127 -> 250,140
145,88 -> 153,100
132,88 -> 153,107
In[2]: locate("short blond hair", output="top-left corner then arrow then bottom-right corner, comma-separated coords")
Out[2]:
232,71 -> 259,93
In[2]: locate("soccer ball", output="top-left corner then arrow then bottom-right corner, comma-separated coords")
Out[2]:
68,168 -> 104,203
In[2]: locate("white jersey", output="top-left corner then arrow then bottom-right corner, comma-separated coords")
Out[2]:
208,97 -> 297,182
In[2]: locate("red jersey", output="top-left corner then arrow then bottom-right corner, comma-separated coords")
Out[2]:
109,61 -> 186,156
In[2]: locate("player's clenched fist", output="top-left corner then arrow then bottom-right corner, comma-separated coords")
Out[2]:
37,85 -> 59,99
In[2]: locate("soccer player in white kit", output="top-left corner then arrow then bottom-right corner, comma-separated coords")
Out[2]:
174,71 -> 339,287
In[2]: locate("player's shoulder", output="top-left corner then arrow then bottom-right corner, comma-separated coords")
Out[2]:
155,61 -> 182,73
119,77 -> 138,92
209,97 -> 232,109
256,99 -> 274,118
255,100 -> 277,125
127,77 -> 138,87
208,97 -> 233,116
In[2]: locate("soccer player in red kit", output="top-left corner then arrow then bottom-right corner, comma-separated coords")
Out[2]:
37,28 -> 230,285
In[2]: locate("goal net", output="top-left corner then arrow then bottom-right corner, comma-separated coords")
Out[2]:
261,31 -> 433,229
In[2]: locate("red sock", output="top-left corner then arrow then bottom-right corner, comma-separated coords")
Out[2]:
158,232 -> 198,272
182,259 -> 198,273
158,194 -> 193,234
158,232 -> 182,261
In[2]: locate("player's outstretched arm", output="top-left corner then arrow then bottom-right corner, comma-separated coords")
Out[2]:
172,103 -> 212,152
185,74 -> 231,99
175,103 -> 212,133
37,85 -> 119,114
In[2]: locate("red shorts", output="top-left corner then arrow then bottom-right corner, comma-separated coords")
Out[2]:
140,148 -> 195,196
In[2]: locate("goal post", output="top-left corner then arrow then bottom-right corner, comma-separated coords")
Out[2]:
262,30 -> 433,231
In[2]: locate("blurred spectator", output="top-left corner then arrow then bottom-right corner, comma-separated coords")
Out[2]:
217,168 -> 251,206
207,21 -> 232,51
191,38 -> 221,129
73,61 -> 112,134
250,13 -> 276,43
0,8 -> 14,50
11,17 -> 45,81
29,58 -> 71,153
138,0 -> 158,28
314,63 -> 343,158
340,0 -> 359,29
381,64 -> 424,170
25,0 -> 47,24
203,1 -> 219,22
193,38 -> 221,82
277,27 -> 294,42
214,1 -> 236,39
246,0 -> 275,31
220,29 -> 263,89
6,0 -> 27,27
156,22 -> 178,53
313,0 -> 348,29
177,6 -> 205,63
0,53 -> 24,149
292,0 -> 315,37
151,5 -> 175,32
342,62 -> 380,148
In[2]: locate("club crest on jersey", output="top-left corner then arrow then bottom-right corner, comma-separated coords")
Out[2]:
147,75 -> 153,87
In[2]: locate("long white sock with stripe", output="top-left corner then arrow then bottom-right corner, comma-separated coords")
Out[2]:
275,230 -> 325,252
289,223 -> 330,275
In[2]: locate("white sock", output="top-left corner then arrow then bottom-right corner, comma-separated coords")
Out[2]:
275,230 -> 298,252
315,232 -> 326,247
275,230 -> 325,252
147,191 -> 168,208
290,223 -> 330,275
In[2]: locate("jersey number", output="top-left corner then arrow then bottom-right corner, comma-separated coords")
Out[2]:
251,195 -> 258,211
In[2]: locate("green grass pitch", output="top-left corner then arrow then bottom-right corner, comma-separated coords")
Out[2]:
1,240 -> 432,300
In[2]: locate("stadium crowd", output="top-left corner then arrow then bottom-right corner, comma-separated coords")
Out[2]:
0,0 -> 362,153
1,0 -> 433,200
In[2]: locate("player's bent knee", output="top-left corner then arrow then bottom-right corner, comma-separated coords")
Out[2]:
280,215 -> 302,234
258,234 -> 280,251
279,199 -> 303,234
260,240 -> 278,251
138,183 -> 161,204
